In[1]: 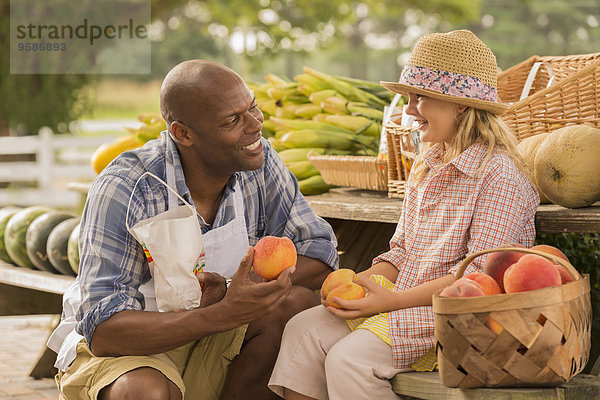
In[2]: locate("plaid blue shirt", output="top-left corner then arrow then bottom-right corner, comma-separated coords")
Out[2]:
75,133 -> 338,345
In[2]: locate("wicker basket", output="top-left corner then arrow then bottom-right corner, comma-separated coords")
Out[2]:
433,247 -> 591,389
498,52 -> 600,140
385,122 -> 419,198
308,154 -> 388,191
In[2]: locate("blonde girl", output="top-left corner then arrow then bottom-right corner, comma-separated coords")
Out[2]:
268,30 -> 540,400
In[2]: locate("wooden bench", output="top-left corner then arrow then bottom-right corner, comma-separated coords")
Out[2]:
0,260 -> 74,378
391,369 -> 600,399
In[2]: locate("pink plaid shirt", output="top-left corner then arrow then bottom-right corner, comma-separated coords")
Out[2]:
373,142 -> 539,368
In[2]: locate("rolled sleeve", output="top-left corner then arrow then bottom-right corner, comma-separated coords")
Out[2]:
75,173 -> 151,344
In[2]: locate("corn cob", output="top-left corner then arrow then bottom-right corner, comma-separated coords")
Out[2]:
279,129 -> 377,151
278,148 -> 327,163
324,115 -> 381,137
347,102 -> 384,121
286,160 -> 321,180
257,99 -> 278,115
294,103 -> 322,118
308,89 -> 338,106
298,175 -> 332,195
270,117 -> 353,134
321,96 -> 349,115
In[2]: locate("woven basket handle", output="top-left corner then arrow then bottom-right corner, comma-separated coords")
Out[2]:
455,247 -> 580,281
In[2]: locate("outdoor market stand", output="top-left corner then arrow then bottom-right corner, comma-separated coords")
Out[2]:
1,187 -> 600,395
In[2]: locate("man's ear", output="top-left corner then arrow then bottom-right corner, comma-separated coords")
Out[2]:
170,121 -> 194,146
457,105 -> 468,114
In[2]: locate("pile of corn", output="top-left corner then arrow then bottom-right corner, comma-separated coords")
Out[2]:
250,66 -> 399,195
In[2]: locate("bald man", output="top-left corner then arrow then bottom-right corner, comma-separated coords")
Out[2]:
48,60 -> 339,400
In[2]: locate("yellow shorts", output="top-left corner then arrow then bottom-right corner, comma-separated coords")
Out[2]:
56,325 -> 247,400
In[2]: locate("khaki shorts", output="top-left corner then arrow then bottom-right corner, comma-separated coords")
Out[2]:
56,325 -> 247,400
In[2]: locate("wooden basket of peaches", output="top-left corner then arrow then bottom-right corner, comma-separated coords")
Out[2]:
433,244 -> 591,389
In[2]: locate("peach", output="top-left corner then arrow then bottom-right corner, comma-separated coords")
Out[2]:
482,243 -> 526,291
320,268 -> 365,308
531,244 -> 579,283
465,272 -> 502,295
253,236 -> 297,280
503,255 -> 562,293
439,277 -> 486,298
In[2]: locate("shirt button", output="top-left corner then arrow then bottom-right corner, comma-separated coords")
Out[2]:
420,215 -> 428,223
408,254 -> 417,262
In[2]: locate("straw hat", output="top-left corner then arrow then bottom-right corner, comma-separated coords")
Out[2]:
380,30 -> 508,114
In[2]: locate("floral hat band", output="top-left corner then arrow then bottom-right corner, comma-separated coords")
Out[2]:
380,29 -> 508,115
399,64 -> 499,103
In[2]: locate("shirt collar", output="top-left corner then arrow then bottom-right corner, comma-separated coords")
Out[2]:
163,131 -> 240,202
421,142 -> 489,178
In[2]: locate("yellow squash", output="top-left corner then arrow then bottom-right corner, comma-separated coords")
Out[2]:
91,134 -> 144,174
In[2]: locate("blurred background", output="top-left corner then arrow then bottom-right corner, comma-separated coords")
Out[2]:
1,0 -> 599,136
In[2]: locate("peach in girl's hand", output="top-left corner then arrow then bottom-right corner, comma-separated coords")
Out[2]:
253,236 -> 297,280
465,272 -> 502,295
440,277 -> 486,298
320,269 -> 366,308
503,255 -> 562,293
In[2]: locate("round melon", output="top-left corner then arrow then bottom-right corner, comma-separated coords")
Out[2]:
47,217 -> 79,276
67,222 -> 80,274
534,125 -> 600,208
516,133 -> 551,204
26,210 -> 76,272
0,206 -> 23,264
5,206 -> 51,268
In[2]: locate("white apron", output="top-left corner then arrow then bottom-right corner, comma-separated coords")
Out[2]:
48,157 -> 249,371
128,160 -> 249,311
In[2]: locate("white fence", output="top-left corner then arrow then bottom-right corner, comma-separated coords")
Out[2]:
0,128 -> 122,209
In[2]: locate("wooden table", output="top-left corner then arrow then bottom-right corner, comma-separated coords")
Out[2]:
306,187 -> 600,234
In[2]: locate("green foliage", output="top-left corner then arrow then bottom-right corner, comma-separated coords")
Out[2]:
0,0 -> 93,134
468,0 -> 600,69
535,233 -> 600,373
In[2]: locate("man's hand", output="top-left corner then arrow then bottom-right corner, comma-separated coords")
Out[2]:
195,271 -> 227,307
220,246 -> 294,325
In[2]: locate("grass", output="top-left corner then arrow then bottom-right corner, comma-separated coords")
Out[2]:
82,79 -> 161,121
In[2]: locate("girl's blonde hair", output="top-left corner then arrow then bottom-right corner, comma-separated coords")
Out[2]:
410,107 -> 530,182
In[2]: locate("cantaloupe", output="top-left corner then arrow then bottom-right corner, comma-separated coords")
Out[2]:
534,125 -> 600,208
516,133 -> 550,204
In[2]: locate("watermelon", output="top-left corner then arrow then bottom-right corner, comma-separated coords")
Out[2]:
5,206 -> 51,268
47,217 -> 79,276
26,210 -> 76,272
67,222 -> 80,274
0,206 -> 23,264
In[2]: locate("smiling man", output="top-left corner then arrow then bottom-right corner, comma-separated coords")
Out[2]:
48,60 -> 339,400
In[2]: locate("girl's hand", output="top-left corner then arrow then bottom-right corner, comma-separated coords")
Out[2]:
324,275 -> 400,320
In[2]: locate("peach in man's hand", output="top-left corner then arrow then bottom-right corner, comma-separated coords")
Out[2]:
253,236 -> 297,280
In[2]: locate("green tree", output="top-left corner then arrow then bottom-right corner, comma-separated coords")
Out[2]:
149,0 -> 481,81
468,0 -> 600,69
0,0 -> 94,135
0,0 -> 191,135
